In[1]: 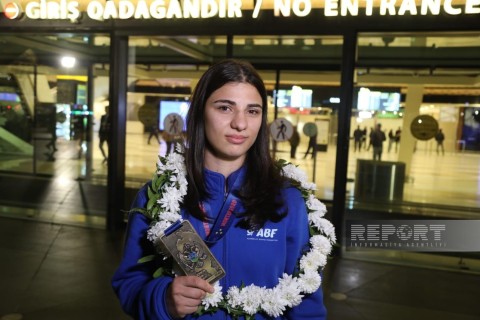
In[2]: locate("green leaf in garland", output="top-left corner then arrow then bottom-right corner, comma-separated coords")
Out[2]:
152,175 -> 162,191
146,195 -> 158,212
147,185 -> 155,200
137,255 -> 155,264
153,267 -> 165,278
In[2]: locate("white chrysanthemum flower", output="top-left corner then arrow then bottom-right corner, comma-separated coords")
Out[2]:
239,285 -> 264,315
281,163 -> 298,178
166,152 -> 186,173
315,218 -> 337,243
282,164 -> 318,191
176,175 -> 188,196
310,235 -> 333,255
277,274 -> 303,308
308,208 -> 327,227
301,181 -> 317,191
226,286 -> 242,308
159,211 -> 182,223
158,186 -> 183,213
300,250 -> 327,272
174,143 -> 184,154
147,220 -> 173,242
282,164 -> 308,183
306,195 -> 327,213
298,269 -> 322,294
262,288 -> 286,317
202,282 -> 223,310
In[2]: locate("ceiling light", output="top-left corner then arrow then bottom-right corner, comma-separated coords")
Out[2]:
61,56 -> 76,68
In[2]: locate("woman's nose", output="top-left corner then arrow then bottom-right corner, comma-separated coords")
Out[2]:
231,111 -> 247,131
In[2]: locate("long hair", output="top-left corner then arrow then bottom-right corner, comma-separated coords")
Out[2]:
184,59 -> 286,228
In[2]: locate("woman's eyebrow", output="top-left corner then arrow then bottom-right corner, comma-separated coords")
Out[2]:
213,99 -> 236,105
213,100 -> 262,109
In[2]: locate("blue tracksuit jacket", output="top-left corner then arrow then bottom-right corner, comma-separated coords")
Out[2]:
112,166 -> 327,319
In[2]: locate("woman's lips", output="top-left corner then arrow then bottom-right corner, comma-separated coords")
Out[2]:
226,135 -> 247,144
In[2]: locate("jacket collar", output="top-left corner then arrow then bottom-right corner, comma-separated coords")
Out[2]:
204,165 -> 246,200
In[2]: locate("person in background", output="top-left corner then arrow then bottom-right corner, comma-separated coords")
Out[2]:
387,129 -> 395,153
111,59 -> 329,319
303,134 -> 317,159
99,105 -> 110,164
353,125 -> 363,152
148,123 -> 161,145
370,123 -> 386,161
361,126 -> 367,150
289,125 -> 300,159
162,130 -> 174,155
394,127 -> 402,152
435,128 -> 445,155
366,127 -> 373,151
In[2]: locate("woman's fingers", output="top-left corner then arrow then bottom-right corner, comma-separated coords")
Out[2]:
166,276 -> 215,318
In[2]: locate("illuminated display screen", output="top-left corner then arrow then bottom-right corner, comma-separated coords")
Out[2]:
355,87 -> 401,112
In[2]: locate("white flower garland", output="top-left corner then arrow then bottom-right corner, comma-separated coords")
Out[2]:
142,151 -> 336,318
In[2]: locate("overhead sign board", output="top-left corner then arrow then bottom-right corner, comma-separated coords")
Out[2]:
1,0 -> 480,22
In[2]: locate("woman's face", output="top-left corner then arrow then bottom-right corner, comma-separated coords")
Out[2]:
203,82 -> 263,165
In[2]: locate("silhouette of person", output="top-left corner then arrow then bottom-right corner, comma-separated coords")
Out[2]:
353,126 -> 363,152
388,129 -> 395,153
169,116 -> 180,134
99,106 -> 110,163
162,131 -> 174,155
370,123 -> 386,161
289,126 -> 300,159
276,120 -> 287,140
303,134 -> 317,159
435,129 -> 445,155
148,123 -> 161,145
394,127 -> 401,152
44,105 -> 57,161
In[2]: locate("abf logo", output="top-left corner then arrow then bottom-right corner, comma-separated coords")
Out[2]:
247,228 -> 278,239
4,2 -> 23,19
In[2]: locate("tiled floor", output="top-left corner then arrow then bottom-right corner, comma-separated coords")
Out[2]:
1,217 -> 479,320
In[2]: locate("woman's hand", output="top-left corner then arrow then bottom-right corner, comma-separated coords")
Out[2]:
166,276 -> 214,318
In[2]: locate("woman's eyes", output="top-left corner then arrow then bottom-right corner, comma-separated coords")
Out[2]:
215,105 -> 262,115
217,105 -> 231,112
247,108 -> 262,115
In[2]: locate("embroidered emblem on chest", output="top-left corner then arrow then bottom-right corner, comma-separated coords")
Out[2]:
246,228 -> 279,241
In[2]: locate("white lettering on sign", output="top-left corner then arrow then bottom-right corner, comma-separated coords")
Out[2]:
465,0 -> 480,13
398,0 -> 417,15
274,0 -> 311,16
5,0 -> 480,21
85,0 -> 242,20
379,0 -> 396,15
25,0 -> 80,21
341,0 -> 359,16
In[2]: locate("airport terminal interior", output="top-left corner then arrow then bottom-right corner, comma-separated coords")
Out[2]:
1,30 -> 480,319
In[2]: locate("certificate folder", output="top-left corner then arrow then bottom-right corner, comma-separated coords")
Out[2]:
159,220 -> 226,284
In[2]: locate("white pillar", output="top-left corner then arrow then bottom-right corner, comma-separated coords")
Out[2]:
398,85 -> 423,177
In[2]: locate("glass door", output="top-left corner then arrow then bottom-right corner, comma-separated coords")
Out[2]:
0,33 -> 110,227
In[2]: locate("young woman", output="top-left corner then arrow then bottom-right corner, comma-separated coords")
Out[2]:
112,59 -> 331,319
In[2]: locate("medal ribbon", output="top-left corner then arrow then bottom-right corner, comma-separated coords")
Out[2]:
201,172 -> 243,245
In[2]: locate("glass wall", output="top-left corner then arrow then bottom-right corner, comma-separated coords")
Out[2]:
125,35 -> 343,203
125,36 -> 227,187
344,32 -> 480,271
0,34 -> 110,226
233,36 -> 343,201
